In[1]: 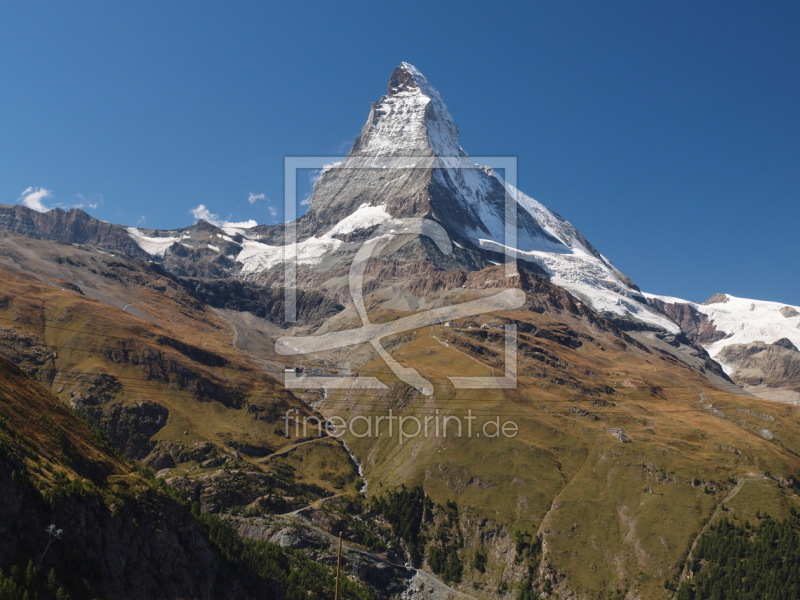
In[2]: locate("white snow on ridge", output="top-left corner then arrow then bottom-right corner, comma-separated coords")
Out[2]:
127,228 -> 180,257
511,184 -> 595,255
644,292 -> 800,358
222,220 -> 258,238
401,62 -> 463,158
451,170 -> 679,332
532,254 -> 679,332
128,204 -> 392,274
236,204 -> 391,274
479,237 -> 680,333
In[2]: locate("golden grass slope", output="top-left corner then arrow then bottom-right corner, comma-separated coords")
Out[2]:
0,234 -> 360,507
289,285 -> 800,599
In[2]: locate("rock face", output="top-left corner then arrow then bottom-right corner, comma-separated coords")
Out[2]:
648,296 -> 728,345
717,339 -> 800,391
781,306 -> 800,318
180,278 -> 343,327
0,204 -> 146,255
71,396 -> 170,459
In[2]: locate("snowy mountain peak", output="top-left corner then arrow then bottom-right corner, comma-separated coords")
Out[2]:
387,62 -> 444,105
387,62 -> 423,94
350,62 -> 462,157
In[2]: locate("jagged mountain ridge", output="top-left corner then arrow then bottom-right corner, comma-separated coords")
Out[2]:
0,203 -> 147,257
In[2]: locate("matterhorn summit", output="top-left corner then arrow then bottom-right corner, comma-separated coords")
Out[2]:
289,63 -> 678,332
349,61 -> 464,158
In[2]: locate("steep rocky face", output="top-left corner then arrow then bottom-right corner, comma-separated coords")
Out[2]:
717,338 -> 800,391
0,204 -> 146,256
0,355 -> 286,600
296,62 -> 471,237
648,296 -> 729,345
131,219 -> 247,278
70,394 -> 170,459
180,278 -> 344,327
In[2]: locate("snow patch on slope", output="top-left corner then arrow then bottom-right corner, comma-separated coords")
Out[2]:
126,228 -> 180,257
327,203 -> 391,236
222,220 -> 258,238
481,239 -> 679,332
238,236 -> 343,274
444,167 -> 678,332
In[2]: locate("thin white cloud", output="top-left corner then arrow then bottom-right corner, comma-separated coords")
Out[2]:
322,160 -> 343,174
18,187 -> 105,213
72,193 -> 100,210
267,205 -> 278,218
190,204 -> 220,224
305,161 -> 340,197
248,192 -> 266,205
308,169 -> 323,189
136,215 -> 147,226
18,187 -> 53,212
190,204 -> 257,229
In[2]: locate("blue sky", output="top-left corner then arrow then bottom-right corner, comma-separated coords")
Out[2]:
1,1 -> 798,304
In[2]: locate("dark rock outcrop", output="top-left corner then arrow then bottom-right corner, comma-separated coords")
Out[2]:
648,297 -> 729,345
71,396 -> 169,459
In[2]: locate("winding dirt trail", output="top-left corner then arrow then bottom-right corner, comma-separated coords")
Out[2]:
675,475 -> 749,588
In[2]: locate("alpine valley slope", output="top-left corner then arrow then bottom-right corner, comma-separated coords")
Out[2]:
1,63 -> 800,600
0,352 -> 375,600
